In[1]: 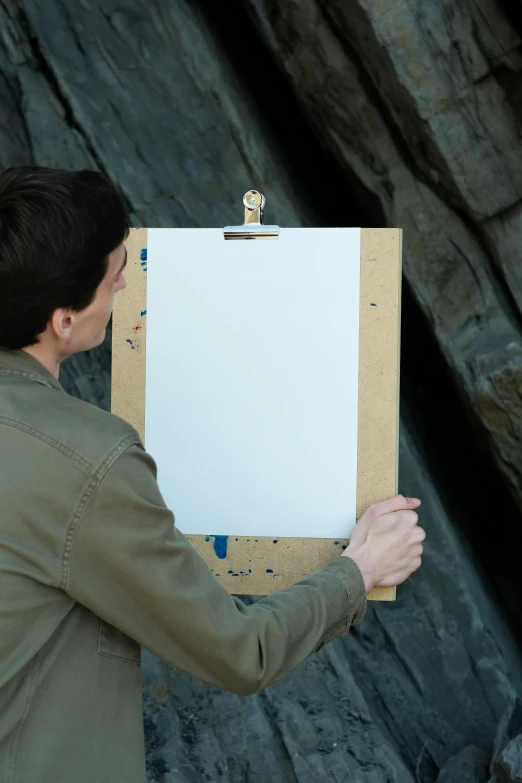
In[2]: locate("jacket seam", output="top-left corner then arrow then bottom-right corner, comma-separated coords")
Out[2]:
317,570 -> 352,646
316,617 -> 349,651
330,560 -> 367,615
316,569 -> 360,650
340,558 -> 368,623
0,366 -> 61,390
343,557 -> 367,597
325,618 -> 348,636
5,652 -> 41,783
0,416 -> 96,478
60,435 -> 141,591
328,568 -> 354,602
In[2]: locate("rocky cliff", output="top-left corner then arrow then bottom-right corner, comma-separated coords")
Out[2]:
1,1 -> 522,780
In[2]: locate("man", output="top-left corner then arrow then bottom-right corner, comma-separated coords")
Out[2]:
0,166 -> 425,783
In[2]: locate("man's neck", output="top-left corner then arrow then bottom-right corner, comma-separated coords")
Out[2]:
22,344 -> 61,379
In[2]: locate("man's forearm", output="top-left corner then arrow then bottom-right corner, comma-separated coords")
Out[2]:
67,445 -> 367,695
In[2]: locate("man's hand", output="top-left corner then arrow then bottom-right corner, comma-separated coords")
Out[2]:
342,495 -> 425,593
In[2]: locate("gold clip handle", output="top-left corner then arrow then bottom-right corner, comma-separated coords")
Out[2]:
224,190 -> 280,240
243,190 -> 265,225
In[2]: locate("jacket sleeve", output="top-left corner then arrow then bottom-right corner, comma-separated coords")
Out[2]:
66,443 -> 367,695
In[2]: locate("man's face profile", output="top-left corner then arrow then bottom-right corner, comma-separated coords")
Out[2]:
49,242 -> 127,356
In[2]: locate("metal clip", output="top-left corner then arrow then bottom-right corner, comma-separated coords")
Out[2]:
224,190 -> 280,240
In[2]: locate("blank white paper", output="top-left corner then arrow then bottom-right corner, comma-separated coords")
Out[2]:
145,227 -> 361,539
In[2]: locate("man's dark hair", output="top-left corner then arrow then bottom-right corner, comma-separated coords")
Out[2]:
0,165 -> 130,350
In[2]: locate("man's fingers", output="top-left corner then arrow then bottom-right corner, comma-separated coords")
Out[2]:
369,494 -> 421,517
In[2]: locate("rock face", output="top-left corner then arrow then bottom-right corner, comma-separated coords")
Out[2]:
489,700 -> 522,783
493,736 -> 522,783
436,746 -> 490,783
1,0 -> 522,781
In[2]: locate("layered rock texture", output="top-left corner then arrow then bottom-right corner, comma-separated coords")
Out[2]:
1,1 -> 522,780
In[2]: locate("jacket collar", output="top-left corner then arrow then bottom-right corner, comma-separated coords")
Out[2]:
0,348 -> 64,392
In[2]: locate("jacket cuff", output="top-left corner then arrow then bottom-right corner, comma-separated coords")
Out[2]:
314,556 -> 367,650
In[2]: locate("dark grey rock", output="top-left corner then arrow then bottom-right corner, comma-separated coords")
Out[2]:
490,701 -> 522,782
436,745 -> 490,783
494,700 -> 522,758
4,0 -> 310,228
493,735 -> 522,783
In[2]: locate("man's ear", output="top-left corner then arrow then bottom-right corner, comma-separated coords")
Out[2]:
50,309 -> 73,340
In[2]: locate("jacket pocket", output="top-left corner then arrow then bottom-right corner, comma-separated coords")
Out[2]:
98,620 -> 141,665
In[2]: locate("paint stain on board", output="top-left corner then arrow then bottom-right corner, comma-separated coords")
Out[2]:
212,535 -> 228,559
141,310 -> 147,317
126,339 -> 136,351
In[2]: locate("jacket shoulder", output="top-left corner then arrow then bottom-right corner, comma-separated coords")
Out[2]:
2,383 -> 142,475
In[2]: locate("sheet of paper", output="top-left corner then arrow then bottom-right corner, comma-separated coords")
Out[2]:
145,227 -> 361,538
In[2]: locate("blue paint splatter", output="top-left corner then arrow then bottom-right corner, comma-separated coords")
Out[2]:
273,540 -> 278,544
213,535 -> 228,559
126,339 -> 135,350
266,569 -> 274,573
140,248 -> 147,260
205,536 -> 210,542
140,309 -> 147,316
371,303 -> 377,307
334,541 -> 340,545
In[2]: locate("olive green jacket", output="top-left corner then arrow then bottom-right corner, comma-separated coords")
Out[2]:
0,348 -> 366,783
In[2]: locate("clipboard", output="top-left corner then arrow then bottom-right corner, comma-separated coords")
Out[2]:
112,192 -> 402,601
